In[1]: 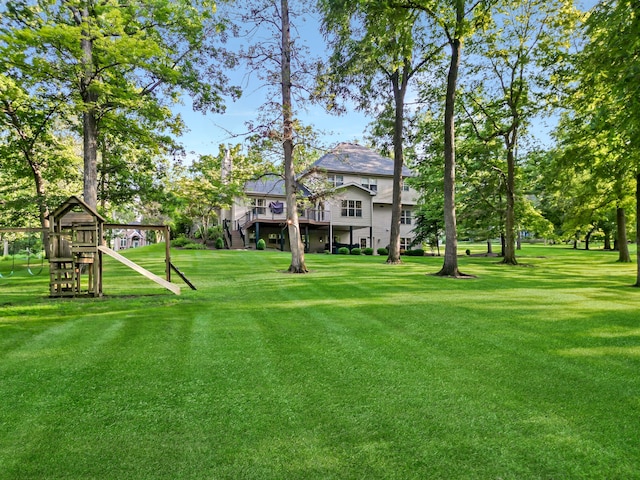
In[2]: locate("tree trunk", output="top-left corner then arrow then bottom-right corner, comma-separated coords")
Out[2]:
501,131 -> 518,265
585,227 -> 595,251
603,225 -> 612,250
635,172 -> 640,286
487,239 -> 492,254
437,31 -> 462,277
78,5 -> 99,210
387,69 -> 409,265
32,163 -> 50,258
616,206 -> 631,262
281,0 -> 306,273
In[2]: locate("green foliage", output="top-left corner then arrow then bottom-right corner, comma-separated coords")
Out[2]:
362,248 -> 374,255
0,0 -> 238,210
338,246 -> 349,255
349,247 -> 361,255
256,239 -> 266,250
170,236 -> 192,248
404,248 -> 424,257
377,247 -> 389,256
215,237 -> 225,250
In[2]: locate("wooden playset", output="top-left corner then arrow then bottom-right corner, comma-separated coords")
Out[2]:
0,196 -> 193,297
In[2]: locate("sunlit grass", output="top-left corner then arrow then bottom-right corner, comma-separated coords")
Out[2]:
1,244 -> 639,478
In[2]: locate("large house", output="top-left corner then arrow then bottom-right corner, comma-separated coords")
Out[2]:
221,142 -> 418,253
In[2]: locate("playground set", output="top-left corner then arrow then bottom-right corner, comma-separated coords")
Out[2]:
0,196 -> 194,297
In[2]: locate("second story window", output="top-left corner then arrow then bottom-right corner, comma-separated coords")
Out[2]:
401,209 -> 412,225
252,198 -> 266,215
328,174 -> 344,187
361,177 -> 377,191
341,200 -> 362,217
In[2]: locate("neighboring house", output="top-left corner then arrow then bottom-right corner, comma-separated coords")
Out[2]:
111,225 -> 148,251
221,142 -> 418,253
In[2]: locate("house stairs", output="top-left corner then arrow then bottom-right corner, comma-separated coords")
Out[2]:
227,229 -> 247,249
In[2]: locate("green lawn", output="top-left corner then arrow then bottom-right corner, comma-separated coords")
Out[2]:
1,245 -> 639,479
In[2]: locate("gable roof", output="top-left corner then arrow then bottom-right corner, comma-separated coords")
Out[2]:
310,143 -> 412,177
244,174 -> 311,197
49,195 -> 106,223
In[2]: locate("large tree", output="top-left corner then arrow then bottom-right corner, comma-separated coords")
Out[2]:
393,0 -> 492,277
318,0 -> 442,264
580,0 -> 640,284
1,0 -> 237,210
0,75 -> 79,231
461,0 -> 580,265
232,0 -> 321,273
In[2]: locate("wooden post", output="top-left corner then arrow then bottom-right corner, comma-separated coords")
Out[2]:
165,226 -> 171,282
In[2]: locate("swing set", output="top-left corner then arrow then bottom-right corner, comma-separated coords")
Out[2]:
0,228 -> 46,279
1,196 -> 195,296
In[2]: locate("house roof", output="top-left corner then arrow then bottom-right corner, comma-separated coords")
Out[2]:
244,174 -> 311,197
310,142 -> 412,177
245,174 -> 286,196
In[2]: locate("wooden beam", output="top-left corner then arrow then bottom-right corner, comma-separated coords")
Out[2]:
170,262 -> 197,290
97,245 -> 180,295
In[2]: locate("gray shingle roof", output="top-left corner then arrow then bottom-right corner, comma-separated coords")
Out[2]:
245,174 -> 286,196
244,174 -> 311,196
310,143 -> 412,177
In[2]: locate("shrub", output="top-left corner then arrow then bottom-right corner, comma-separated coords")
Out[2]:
338,247 -> 349,255
377,247 -> 388,256
350,247 -> 362,255
171,236 -> 191,248
465,249 -> 471,256
362,248 -> 374,256
405,249 -> 425,257
215,237 -> 225,249
183,242 -> 207,250
256,239 -> 266,250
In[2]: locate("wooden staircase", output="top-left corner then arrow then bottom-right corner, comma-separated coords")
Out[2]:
227,230 -> 246,249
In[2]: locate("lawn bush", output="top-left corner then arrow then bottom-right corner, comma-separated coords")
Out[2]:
256,238 -> 266,250
362,248 -> 374,255
404,248 -> 425,256
350,247 -> 362,255
215,237 -> 224,249
338,246 -> 349,254
377,247 -> 388,255
183,242 -> 207,250
170,236 -> 191,248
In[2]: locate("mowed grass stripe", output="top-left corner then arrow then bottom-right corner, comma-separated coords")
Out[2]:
0,244 -> 639,478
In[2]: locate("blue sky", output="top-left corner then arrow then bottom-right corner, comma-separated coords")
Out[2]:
174,0 -> 599,162
173,8 -> 371,161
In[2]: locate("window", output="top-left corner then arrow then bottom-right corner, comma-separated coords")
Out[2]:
119,238 -> 127,248
268,233 -> 282,244
361,177 -> 377,191
401,209 -> 412,225
252,198 -> 266,215
328,174 -> 343,187
341,200 -> 362,217
360,238 -> 367,249
400,237 -> 412,250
